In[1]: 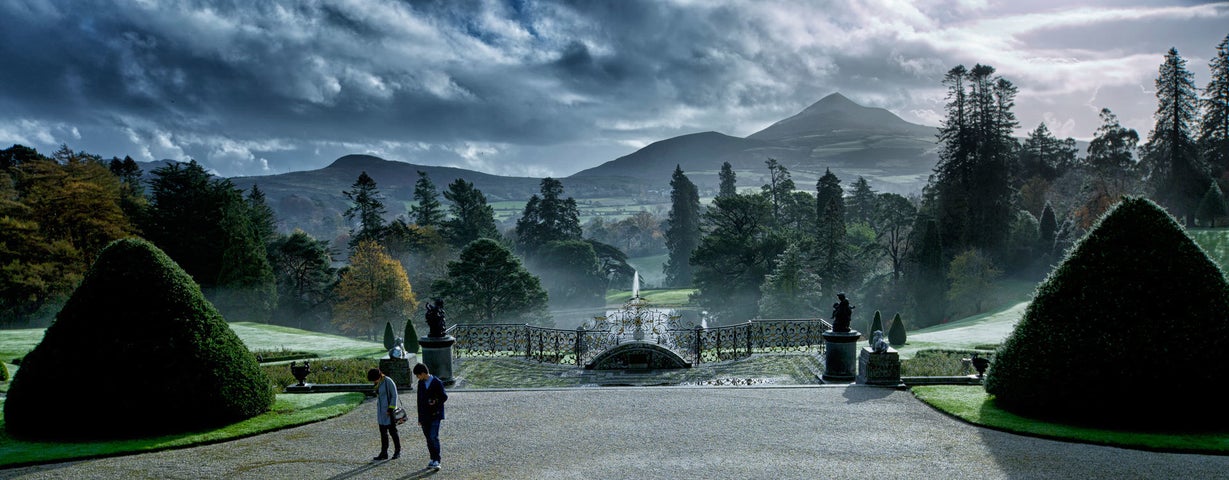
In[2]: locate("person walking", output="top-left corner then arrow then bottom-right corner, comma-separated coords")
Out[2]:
414,363 -> 448,470
367,368 -> 401,461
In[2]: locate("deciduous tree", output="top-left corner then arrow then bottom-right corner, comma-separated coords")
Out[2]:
334,240 -> 419,339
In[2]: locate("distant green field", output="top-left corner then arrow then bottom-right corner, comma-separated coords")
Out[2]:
1189,228 -> 1229,272
605,288 -> 695,306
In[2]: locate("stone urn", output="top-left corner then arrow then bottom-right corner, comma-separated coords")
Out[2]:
290,361 -> 311,386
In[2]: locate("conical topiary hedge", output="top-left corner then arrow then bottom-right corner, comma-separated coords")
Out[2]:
868,310 -> 883,340
984,197 -> 1229,426
4,238 -> 273,440
888,313 -> 906,346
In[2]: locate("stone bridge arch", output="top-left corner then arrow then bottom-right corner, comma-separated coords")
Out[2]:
584,341 -> 692,370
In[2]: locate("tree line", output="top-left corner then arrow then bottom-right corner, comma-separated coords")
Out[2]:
3,35 -> 1225,337
665,35 -> 1229,329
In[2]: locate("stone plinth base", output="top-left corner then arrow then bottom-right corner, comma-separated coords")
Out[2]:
420,335 -> 456,386
822,330 -> 860,383
379,357 -> 413,388
857,347 -> 902,386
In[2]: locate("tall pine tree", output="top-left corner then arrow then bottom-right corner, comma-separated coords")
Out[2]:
718,161 -> 737,198
515,178 -> 582,256
1143,47 -> 1204,224
410,170 -> 445,228
932,64 -> 1017,257
343,171 -> 387,248
441,178 -> 499,248
1201,34 -> 1229,179
664,165 -> 701,287
815,168 -> 847,300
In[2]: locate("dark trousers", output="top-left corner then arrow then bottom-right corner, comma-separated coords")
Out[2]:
421,420 -> 441,461
379,423 -> 401,455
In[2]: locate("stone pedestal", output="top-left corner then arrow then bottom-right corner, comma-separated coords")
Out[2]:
822,330 -> 860,383
379,357 -> 413,389
857,347 -> 901,386
419,335 -> 456,386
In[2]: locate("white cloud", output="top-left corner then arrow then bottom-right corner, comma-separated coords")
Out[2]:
0,119 -> 58,147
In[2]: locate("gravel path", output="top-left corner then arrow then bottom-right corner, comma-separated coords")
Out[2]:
3,385 -> 1227,479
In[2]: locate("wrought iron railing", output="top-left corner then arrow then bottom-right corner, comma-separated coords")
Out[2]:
448,318 -> 831,366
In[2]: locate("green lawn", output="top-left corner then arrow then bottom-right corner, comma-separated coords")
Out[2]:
227,323 -> 386,359
912,386 -> 1229,454
0,393 -> 364,468
1189,228 -> 1229,272
0,323 -> 385,362
605,288 -> 695,306
0,328 -> 46,363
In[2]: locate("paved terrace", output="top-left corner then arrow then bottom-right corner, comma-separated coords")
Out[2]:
3,385 -> 1227,479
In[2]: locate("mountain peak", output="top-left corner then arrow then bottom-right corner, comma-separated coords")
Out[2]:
809,92 -> 857,110
747,92 -> 931,141
324,154 -> 393,169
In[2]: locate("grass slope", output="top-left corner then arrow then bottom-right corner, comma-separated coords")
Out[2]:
912,386 -> 1229,454
0,393 -> 363,468
0,323 -> 387,363
227,323 -> 386,359
1188,228 -> 1229,273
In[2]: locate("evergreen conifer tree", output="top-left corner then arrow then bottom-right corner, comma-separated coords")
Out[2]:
383,321 -> 396,350
344,171 -> 387,248
441,179 -> 499,248
664,165 -> 701,287
911,219 -> 947,327
404,318 -> 420,354
515,178 -> 582,256
887,313 -> 906,346
1143,48 -> 1205,224
1200,34 -> 1229,178
432,238 -> 550,325
868,310 -> 883,339
816,169 -> 847,299
410,170 -> 445,227
1038,202 -> 1057,257
1197,181 -> 1227,227
846,177 -> 877,226
718,161 -> 737,198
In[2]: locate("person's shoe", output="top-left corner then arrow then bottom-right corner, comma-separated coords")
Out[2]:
373,453 -> 388,461
428,460 -> 440,469
391,452 -> 400,460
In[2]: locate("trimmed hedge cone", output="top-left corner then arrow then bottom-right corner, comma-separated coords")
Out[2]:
4,238 -> 274,440
985,197 -> 1229,427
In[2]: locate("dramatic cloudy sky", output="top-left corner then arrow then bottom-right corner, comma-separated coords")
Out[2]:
1,1 -> 1226,178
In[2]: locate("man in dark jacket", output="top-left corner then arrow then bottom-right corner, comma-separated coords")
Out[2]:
414,363 -> 447,470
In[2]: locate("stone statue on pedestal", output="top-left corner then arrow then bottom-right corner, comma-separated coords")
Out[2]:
871,330 -> 889,353
831,292 -> 854,333
389,337 -> 407,359
426,298 -> 447,338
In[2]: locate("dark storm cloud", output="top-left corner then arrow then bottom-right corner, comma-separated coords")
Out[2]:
0,0 -> 1225,177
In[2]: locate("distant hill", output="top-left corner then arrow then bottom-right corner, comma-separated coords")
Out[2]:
570,92 -> 940,195
228,155 -> 647,243
173,93 -> 945,243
